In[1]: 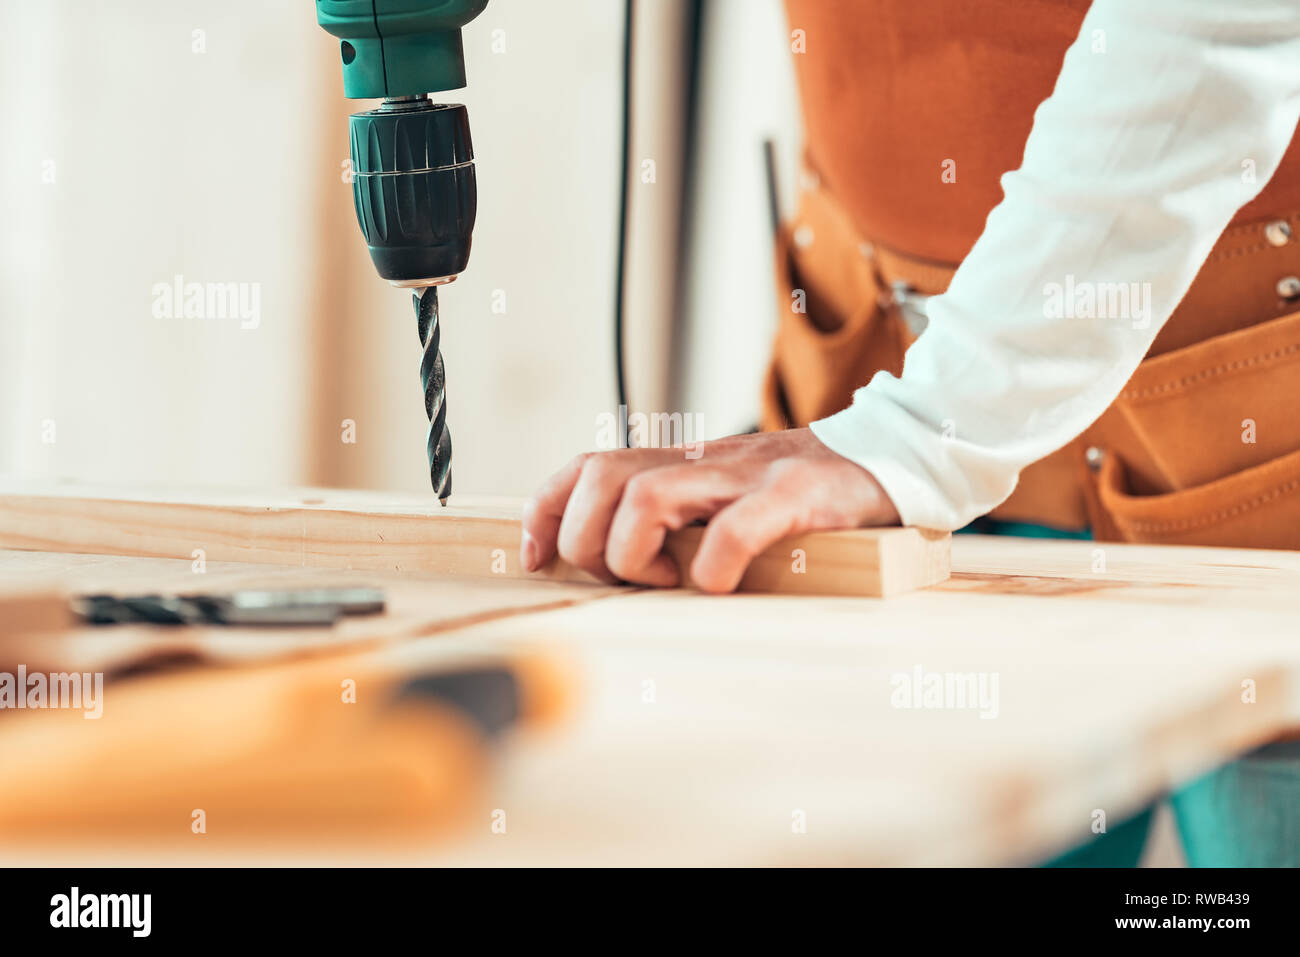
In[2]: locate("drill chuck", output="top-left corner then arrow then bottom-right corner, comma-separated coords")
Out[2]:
349,97 -> 477,285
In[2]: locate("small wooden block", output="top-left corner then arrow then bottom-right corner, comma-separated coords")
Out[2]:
663,524 -> 950,597
0,482 -> 950,598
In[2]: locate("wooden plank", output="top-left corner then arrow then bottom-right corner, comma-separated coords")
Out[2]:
1,536 -> 1298,865
382,536 -> 1300,866
942,534 -> 1300,611
0,482 -> 949,598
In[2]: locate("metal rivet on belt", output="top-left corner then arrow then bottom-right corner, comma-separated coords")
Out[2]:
1277,276 -> 1300,300
1265,220 -> 1292,247
1085,446 -> 1105,471
793,225 -> 815,248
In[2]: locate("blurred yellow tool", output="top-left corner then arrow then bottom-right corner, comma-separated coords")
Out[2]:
0,651 -> 570,856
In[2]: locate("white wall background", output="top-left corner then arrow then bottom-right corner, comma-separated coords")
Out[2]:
0,0 -> 797,497
0,2 -> 328,488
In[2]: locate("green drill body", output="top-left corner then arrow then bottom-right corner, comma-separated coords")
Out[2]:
316,0 -> 489,98
316,0 -> 488,503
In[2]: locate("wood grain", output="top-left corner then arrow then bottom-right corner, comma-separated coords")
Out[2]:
1,535 -> 1298,865
0,481 -> 950,598
402,535 -> 1300,866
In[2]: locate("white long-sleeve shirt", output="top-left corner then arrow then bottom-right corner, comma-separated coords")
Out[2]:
810,0 -> 1300,530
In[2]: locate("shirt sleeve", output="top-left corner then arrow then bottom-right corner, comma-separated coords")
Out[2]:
810,0 -> 1300,530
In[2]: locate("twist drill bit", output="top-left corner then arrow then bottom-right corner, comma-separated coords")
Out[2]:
415,286 -> 452,505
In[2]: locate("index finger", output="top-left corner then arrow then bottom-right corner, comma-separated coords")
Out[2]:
520,453 -> 589,571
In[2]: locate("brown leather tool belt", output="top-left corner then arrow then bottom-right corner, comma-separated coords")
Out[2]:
764,177 -> 1300,548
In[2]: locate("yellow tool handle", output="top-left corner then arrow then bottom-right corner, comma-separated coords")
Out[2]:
0,652 -> 571,854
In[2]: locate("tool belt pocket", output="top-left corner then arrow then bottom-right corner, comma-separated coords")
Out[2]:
762,186 -> 907,431
1096,448 -> 1300,548
1090,310 -> 1300,548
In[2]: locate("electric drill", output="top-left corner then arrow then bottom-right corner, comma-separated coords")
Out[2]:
316,0 -> 488,504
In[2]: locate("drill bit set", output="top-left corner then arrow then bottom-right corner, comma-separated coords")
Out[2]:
74,587 -> 386,627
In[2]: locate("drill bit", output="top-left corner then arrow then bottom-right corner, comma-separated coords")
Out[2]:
415,286 -> 452,505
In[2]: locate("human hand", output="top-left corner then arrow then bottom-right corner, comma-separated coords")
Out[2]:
520,428 -> 900,593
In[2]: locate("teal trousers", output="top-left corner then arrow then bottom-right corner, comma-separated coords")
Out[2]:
960,519 -> 1300,867
1044,741 -> 1300,867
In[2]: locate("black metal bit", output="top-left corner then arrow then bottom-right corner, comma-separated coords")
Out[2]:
72,587 -> 387,627
415,286 -> 452,505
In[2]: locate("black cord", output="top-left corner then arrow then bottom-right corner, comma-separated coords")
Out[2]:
762,138 -> 781,237
613,0 -> 635,438
666,0 -> 705,415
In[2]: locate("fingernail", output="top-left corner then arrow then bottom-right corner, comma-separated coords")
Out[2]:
520,532 -> 539,572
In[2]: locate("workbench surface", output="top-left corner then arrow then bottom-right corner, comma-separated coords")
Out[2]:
2,535 -> 1298,866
